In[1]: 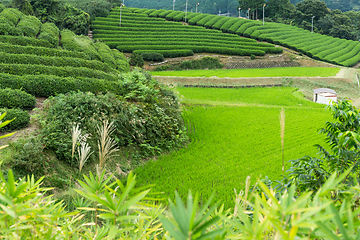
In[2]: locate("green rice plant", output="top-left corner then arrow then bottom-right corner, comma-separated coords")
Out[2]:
152,67 -> 340,78
134,87 -> 331,207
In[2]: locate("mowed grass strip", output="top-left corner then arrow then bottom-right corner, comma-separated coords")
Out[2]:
134,87 -> 331,208
152,67 -> 340,78
177,87 -> 321,107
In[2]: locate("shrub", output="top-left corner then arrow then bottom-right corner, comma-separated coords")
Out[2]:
0,35 -> 53,48
111,49 -> 130,72
140,52 -> 164,62
251,54 -> 255,60
0,108 -> 30,131
38,22 -> 59,47
0,88 -> 36,110
60,30 -> 101,61
129,52 -> 144,67
16,15 -> 41,37
133,49 -> 194,58
0,4 -> 4,13
94,41 -> 117,68
0,8 -> 23,25
0,73 -> 124,97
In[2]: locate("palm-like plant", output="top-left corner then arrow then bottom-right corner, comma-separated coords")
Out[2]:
0,112 -> 15,150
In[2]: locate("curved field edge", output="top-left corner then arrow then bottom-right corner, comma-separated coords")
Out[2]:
134,87 -> 331,208
151,67 -> 340,78
124,7 -> 360,67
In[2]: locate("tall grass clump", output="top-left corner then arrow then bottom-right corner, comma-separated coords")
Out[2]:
280,108 -> 285,174
97,120 -> 119,173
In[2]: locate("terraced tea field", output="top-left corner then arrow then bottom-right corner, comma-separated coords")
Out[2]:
152,67 -> 340,78
102,7 -> 360,67
135,87 -> 331,208
91,8 -> 282,57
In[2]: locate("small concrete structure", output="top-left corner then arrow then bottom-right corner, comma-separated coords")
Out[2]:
313,88 -> 337,105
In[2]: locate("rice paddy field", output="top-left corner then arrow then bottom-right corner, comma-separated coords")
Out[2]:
135,87 -> 331,208
152,67 -> 340,78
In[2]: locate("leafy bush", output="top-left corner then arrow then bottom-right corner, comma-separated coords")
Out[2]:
0,63 -> 118,81
0,8 -> 23,25
0,42 -> 90,59
60,29 -> 101,61
140,52 -> 164,62
133,49 -> 194,58
0,108 -> 30,131
0,4 -> 4,13
0,35 -> 53,48
155,56 -> 224,71
0,73 -> 124,97
0,52 -> 116,73
16,15 -> 41,37
0,88 -> 36,109
94,41 -> 117,68
111,49 -> 130,72
129,52 -> 144,67
38,22 -> 60,47
40,71 -> 187,163
251,54 -> 255,60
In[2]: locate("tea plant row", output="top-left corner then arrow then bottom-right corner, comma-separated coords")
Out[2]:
91,8 -> 282,57
122,7 -> 360,67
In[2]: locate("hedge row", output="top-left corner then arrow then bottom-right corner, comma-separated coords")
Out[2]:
220,18 -> 238,32
204,16 -> 223,28
0,42 -> 91,60
94,32 -> 255,42
0,73 -> 125,98
133,49 -> 194,58
139,52 -> 164,62
92,24 -> 205,31
92,20 -> 182,27
0,35 -> 53,48
0,88 -> 36,110
16,15 -> 42,38
109,40 -> 278,53
60,29 -> 102,61
94,41 -> 118,69
118,45 -> 265,56
159,10 -> 173,18
149,9 -> 166,17
110,49 -> 130,72
106,15 -> 165,22
188,14 -> 208,25
38,22 -> 59,47
228,18 -> 248,34
212,18 -> 231,30
165,11 -> 183,21
0,64 -> 118,81
0,52 -> 117,73
0,108 -> 30,132
173,12 -> 185,21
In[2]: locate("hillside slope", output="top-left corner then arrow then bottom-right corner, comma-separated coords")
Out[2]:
91,8 -> 283,58
108,8 -> 360,67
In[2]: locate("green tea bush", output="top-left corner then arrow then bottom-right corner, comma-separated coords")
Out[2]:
38,22 -> 59,47
0,17 -> 13,35
140,52 -> 164,62
129,52 -> 144,67
220,18 -> 238,32
158,10 -> 172,18
60,29 -> 101,61
212,17 -> 230,30
195,15 -> 213,26
0,63 -> 118,81
188,14 -> 207,25
204,16 -> 222,28
0,88 -> 36,109
111,49 -> 130,72
173,12 -> 185,21
0,4 -> 4,13
228,19 -> 248,33
0,108 -> 30,131
155,56 -> 223,71
0,8 -> 23,25
165,11 -> 183,21
0,35 -> 53,48
149,9 -> 165,17
142,9 -> 156,15
16,15 -> 41,37
133,49 -> 194,58
0,52 -> 116,73
0,73 -> 124,97
94,41 -> 117,68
